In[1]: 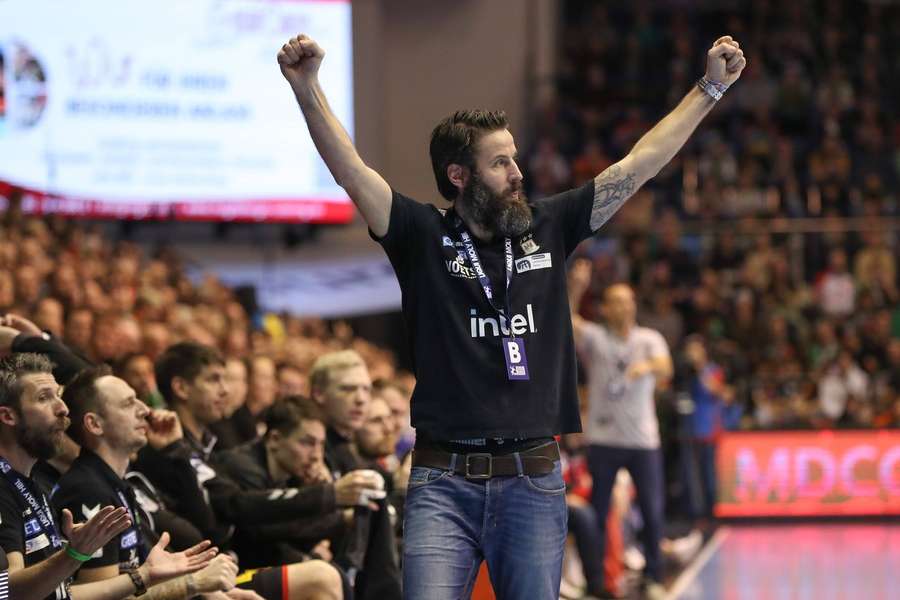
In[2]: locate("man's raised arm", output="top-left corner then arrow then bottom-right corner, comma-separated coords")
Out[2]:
278,34 -> 392,237
587,35 -> 747,232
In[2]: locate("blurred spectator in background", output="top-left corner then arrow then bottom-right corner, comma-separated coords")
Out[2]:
371,379 -> 414,460
680,336 -> 730,525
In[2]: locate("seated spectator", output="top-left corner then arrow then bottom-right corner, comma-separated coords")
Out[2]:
816,248 -> 856,319
114,353 -> 164,409
216,396 -> 401,599
310,352 -> 402,599
0,354 -> 206,600
278,363 -> 308,399
209,357 -> 251,451
309,351 -> 371,477
134,342 -> 347,600
53,366 -> 231,598
219,355 -> 278,450
370,380 -> 414,460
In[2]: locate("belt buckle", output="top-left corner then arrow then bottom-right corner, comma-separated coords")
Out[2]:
465,453 -> 492,479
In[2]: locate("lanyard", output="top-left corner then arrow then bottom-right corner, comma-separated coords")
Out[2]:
0,457 -> 62,549
454,217 -> 514,321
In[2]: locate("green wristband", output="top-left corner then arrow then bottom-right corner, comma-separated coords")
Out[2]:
65,545 -> 93,562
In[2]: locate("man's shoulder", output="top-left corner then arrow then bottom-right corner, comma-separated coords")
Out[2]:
634,326 -> 668,345
213,443 -> 267,484
54,462 -> 114,506
393,190 -> 446,219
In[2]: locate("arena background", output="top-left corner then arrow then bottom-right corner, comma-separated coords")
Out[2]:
1,1 -> 898,598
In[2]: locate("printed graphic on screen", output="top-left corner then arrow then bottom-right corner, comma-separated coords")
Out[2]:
716,431 -> 900,517
0,0 -> 354,223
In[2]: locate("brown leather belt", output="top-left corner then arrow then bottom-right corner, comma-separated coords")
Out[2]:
412,441 -> 559,479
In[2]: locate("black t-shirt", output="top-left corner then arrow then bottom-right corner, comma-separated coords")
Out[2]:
372,181 -> 596,439
52,450 -> 149,574
0,461 -> 71,600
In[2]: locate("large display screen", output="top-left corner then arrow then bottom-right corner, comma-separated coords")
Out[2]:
0,0 -> 354,223
716,430 -> 900,517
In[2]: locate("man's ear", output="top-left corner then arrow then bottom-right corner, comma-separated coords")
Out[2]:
84,412 -> 103,437
0,406 -> 18,428
447,164 -> 469,195
171,376 -> 189,402
311,387 -> 325,406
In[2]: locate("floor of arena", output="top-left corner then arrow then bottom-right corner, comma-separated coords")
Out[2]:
665,523 -> 900,599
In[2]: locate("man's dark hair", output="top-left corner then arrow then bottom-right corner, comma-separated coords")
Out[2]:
155,342 -> 224,404
113,352 -> 149,377
0,353 -> 54,410
430,109 -> 509,201
372,378 -> 408,398
265,395 -> 324,438
63,365 -> 113,446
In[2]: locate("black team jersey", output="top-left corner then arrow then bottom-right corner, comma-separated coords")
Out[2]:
370,181 -> 596,440
52,450 -> 149,575
0,459 -> 71,600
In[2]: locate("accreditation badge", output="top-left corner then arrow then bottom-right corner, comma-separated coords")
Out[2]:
502,337 -> 530,381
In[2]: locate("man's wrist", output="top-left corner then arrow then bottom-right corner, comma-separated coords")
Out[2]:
697,75 -> 729,101
137,564 -> 153,587
185,574 -> 197,597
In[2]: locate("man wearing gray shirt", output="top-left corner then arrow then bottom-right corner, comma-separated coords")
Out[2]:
569,260 -> 673,595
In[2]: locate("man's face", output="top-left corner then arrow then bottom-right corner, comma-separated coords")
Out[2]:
356,399 -> 397,459
318,365 -> 372,433
460,129 -> 531,237
94,376 -> 150,453
34,299 -> 64,336
601,285 -> 637,330
278,367 -> 308,399
121,355 -> 156,400
66,310 -> 93,350
270,419 -> 325,481
376,386 -> 410,435
14,372 -> 70,461
224,359 -> 248,416
181,363 -> 229,426
249,357 -> 277,410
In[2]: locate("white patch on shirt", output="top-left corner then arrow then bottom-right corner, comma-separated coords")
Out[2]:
82,503 -> 101,521
120,530 -> 138,549
25,533 -> 50,554
515,253 -> 552,274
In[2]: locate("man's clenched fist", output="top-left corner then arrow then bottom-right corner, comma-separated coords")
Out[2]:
277,34 -> 325,87
705,35 -> 747,87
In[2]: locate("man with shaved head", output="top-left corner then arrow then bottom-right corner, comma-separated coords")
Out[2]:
569,260 -> 674,596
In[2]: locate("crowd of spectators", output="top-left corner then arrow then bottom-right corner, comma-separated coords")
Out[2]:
0,204 -> 416,599
530,0 -> 900,432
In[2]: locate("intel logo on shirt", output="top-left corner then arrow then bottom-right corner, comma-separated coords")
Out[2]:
469,305 -> 538,338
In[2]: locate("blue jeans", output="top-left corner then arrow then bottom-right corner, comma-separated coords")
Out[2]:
680,439 -> 717,519
402,449 -> 568,599
587,444 -> 665,582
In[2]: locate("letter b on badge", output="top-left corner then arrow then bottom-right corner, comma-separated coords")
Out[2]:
502,337 -> 530,381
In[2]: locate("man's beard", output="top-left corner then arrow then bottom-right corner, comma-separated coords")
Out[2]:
460,173 -> 533,238
16,419 -> 67,461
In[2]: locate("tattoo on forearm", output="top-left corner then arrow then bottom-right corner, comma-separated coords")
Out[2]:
591,165 -> 637,231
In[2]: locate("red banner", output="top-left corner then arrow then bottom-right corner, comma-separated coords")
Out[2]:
0,182 -> 355,224
716,430 -> 900,517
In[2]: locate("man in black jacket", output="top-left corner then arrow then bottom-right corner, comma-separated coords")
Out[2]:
135,342 -> 348,599
215,397 -> 400,600
52,366 -> 236,600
